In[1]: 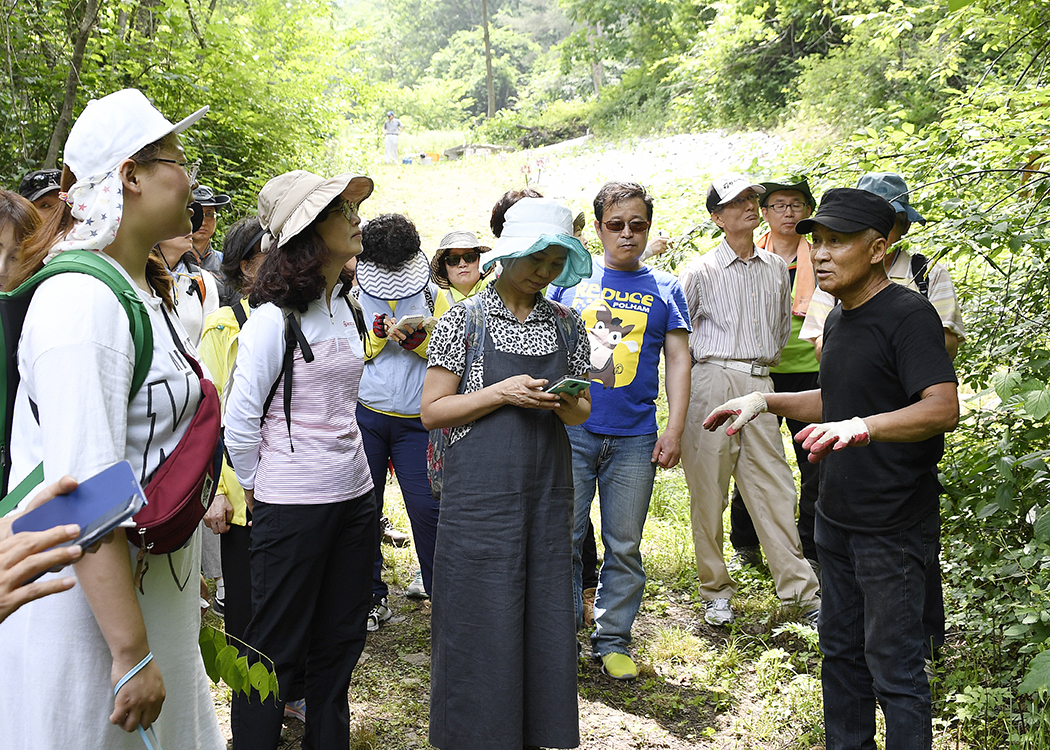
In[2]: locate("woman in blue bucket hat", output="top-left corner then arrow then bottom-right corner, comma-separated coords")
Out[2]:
422,197 -> 593,750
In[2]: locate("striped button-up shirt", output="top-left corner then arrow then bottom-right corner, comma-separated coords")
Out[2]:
678,238 -> 791,366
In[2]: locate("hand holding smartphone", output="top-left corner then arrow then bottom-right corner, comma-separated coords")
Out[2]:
11,461 -> 147,581
544,376 -> 590,398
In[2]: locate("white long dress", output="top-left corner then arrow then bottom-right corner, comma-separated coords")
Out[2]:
0,252 -> 224,749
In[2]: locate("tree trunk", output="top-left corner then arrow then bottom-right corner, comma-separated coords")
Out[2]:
482,0 -> 495,118
44,0 -> 100,168
589,22 -> 604,96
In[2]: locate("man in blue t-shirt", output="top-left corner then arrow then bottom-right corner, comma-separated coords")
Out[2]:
550,182 -> 691,681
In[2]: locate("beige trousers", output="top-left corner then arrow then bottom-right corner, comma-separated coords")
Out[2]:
681,361 -> 820,608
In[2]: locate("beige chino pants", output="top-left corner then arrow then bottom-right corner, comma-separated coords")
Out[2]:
681,361 -> 820,608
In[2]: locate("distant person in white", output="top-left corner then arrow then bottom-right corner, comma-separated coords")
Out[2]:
384,111 -> 403,164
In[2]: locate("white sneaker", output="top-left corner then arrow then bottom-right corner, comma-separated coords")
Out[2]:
704,597 -> 734,626
406,569 -> 428,599
367,597 -> 392,632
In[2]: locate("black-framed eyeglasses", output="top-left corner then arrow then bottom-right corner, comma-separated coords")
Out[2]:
445,250 -> 480,266
766,201 -> 807,214
601,219 -> 651,233
145,158 -> 202,185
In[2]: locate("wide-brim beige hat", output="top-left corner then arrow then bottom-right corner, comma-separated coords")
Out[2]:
258,170 -> 374,250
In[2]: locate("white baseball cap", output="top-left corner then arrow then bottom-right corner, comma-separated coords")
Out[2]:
64,89 -> 208,180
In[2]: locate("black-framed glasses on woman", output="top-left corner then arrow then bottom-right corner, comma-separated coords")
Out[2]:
601,219 -> 651,233
445,251 -> 480,266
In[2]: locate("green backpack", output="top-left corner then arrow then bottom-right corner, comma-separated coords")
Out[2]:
0,250 -> 153,516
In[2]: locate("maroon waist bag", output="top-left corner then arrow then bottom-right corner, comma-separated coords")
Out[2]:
129,353 -> 222,555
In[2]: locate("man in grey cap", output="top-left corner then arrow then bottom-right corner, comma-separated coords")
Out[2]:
705,187 -> 959,750
678,172 -> 820,627
191,184 -> 232,304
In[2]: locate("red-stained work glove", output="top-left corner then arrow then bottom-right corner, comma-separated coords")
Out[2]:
703,392 -> 768,436
796,416 -> 870,463
373,313 -> 390,338
399,327 -> 427,350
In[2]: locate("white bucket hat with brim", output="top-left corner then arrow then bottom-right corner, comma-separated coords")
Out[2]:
258,170 -> 374,252
358,251 -> 432,301
480,198 -> 592,288
47,88 -> 208,259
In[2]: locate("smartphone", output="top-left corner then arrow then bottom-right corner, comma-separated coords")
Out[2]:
544,376 -> 590,397
11,461 -> 147,572
395,314 -> 426,333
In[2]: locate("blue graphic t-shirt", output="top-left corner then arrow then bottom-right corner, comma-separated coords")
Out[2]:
550,262 -> 690,436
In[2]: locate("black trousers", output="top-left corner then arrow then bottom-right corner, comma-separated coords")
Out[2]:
233,493 -> 376,750
730,370 -> 820,561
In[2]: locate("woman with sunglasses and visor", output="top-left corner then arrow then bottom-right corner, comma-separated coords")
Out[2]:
224,171 -> 376,750
430,230 -> 494,317
422,197 -> 593,750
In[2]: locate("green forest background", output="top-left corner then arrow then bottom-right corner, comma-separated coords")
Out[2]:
3,0 -> 1050,746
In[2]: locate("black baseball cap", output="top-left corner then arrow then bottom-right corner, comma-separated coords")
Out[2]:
19,169 -> 61,202
796,188 -> 896,239
759,178 -> 815,208
192,185 -> 231,208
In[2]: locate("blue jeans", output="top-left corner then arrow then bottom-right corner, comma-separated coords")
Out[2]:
816,509 -> 939,750
356,405 -> 438,599
566,425 -> 657,657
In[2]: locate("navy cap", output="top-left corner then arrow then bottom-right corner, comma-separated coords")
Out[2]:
856,172 -> 926,225
796,188 -> 896,239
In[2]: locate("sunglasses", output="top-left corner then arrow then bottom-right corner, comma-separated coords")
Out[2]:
601,219 -> 651,233
325,199 -> 360,223
445,251 -> 480,266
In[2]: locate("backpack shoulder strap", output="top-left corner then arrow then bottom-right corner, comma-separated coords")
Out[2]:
910,252 -> 930,298
423,284 -> 435,314
232,300 -> 248,328
0,250 -> 153,506
261,309 -> 314,452
545,298 -> 580,365
458,295 -> 487,394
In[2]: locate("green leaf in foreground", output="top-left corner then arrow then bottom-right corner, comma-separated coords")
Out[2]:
1019,651 -> 1050,695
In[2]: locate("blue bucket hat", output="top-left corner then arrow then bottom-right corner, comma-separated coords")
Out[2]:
480,198 -> 592,288
855,172 -> 926,225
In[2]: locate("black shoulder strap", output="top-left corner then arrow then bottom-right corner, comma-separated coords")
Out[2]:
423,284 -> 435,314
910,253 -> 930,298
232,301 -> 248,328
262,310 -> 314,452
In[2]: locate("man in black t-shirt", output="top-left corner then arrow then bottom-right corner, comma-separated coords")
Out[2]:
703,188 -> 958,750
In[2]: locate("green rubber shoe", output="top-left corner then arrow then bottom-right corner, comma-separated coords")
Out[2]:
601,652 -> 638,681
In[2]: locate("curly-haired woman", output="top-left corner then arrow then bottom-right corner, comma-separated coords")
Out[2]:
354,213 -> 441,623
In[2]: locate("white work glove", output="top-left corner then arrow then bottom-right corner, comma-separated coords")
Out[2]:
796,416 -> 870,463
703,392 -> 768,435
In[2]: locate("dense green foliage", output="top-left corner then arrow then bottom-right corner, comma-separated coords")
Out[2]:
0,0 -> 369,208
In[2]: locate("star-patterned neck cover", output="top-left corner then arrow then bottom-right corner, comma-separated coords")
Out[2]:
46,171 -> 125,260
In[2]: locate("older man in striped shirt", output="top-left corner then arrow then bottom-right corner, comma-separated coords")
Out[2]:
678,173 -> 821,627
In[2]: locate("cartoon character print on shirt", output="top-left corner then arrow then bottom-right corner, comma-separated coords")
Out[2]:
581,299 -> 645,389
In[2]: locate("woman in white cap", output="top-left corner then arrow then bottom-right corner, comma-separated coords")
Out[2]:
422,197 -> 594,750
0,89 -> 222,747
223,169 -> 376,750
429,229 -> 493,318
